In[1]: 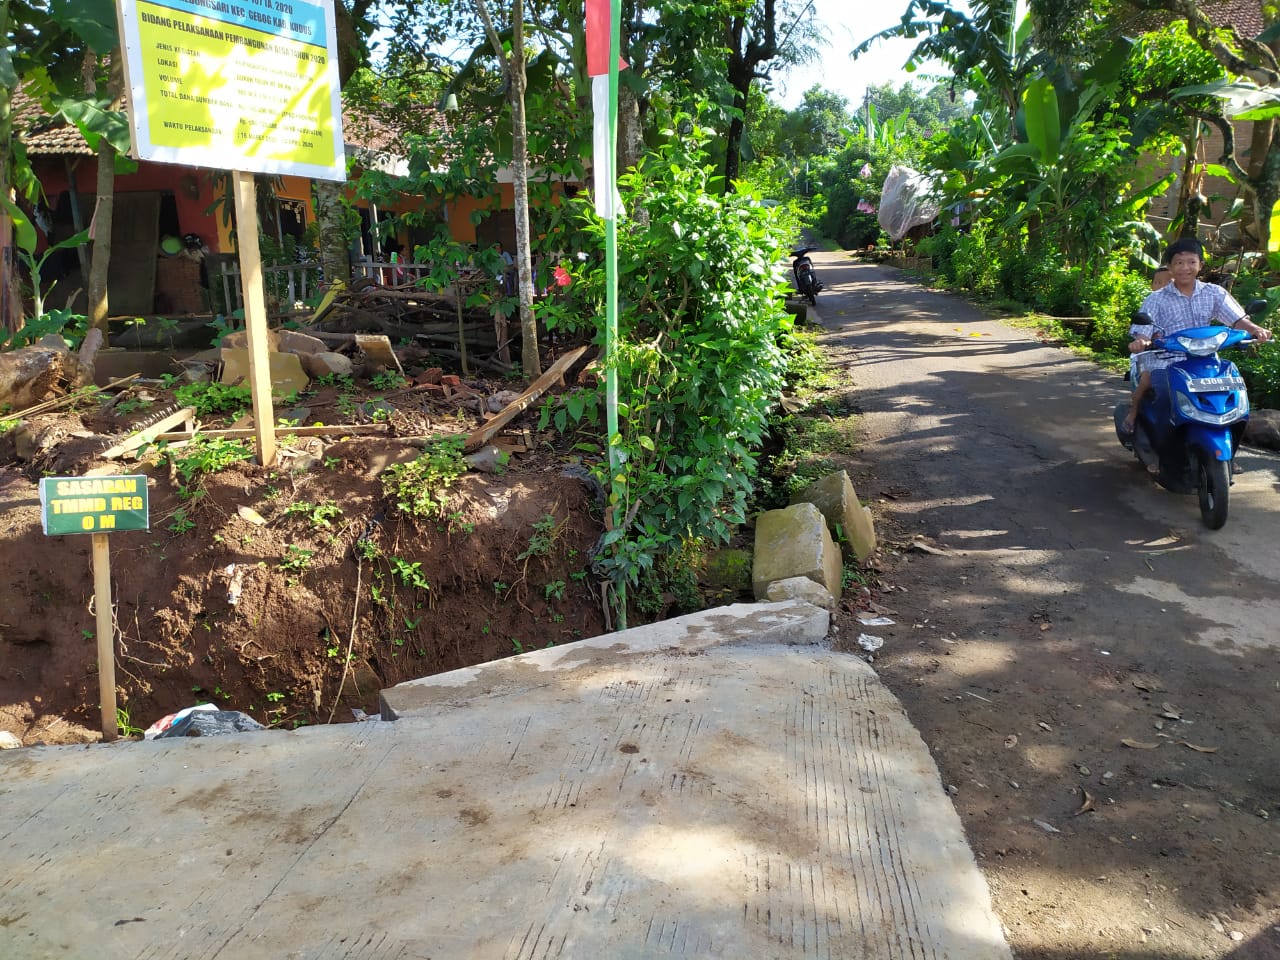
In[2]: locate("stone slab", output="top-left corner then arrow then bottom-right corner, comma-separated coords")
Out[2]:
219,347 -> 311,396
752,501 -> 843,599
795,469 -> 878,561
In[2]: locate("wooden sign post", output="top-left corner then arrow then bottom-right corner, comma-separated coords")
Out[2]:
39,475 -> 151,742
232,171 -> 278,467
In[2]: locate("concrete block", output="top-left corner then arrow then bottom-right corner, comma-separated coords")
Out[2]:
752,501 -> 842,600
794,470 -> 877,561
765,575 -> 834,609
219,348 -> 311,396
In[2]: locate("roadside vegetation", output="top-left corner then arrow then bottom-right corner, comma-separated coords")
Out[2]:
8,0 -> 1280,626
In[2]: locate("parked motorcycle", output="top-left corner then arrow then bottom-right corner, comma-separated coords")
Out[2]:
790,247 -> 823,304
1113,299 -> 1268,529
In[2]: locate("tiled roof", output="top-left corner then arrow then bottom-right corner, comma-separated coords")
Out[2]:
12,89 -> 97,157
12,86 -> 449,160
1128,0 -> 1265,38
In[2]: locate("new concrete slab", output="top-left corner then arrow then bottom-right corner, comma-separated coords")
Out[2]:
0,600 -> 1010,960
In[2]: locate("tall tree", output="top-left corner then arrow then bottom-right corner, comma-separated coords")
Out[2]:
854,0 -> 1032,137
723,0 -> 821,187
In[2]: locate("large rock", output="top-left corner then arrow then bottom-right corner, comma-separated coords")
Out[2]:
220,329 -> 281,352
303,351 -> 354,379
276,330 -> 328,357
0,344 -> 90,412
1244,409 -> 1280,452
793,470 -> 877,561
752,501 -> 842,600
765,575 -> 834,609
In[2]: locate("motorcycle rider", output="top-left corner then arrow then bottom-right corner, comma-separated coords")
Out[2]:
1122,238 -> 1271,434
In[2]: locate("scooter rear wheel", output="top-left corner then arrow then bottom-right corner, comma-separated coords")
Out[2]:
1197,454 -> 1230,529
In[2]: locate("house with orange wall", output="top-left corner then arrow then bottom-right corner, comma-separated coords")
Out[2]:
13,93 -> 557,318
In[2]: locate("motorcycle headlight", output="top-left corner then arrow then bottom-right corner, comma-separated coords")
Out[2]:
1173,330 -> 1230,355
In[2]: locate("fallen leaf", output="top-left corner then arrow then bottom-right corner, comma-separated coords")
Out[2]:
1131,675 -> 1166,693
1074,787 -> 1096,816
1160,702 -> 1182,720
1038,721 -> 1052,732
1178,741 -> 1219,753
1121,738 -> 1162,749
237,505 -> 267,525
1033,819 -> 1061,834
1004,734 -> 1018,748
909,539 -> 951,556
1039,623 -> 1051,632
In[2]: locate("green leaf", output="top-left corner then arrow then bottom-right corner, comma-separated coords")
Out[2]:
0,49 -> 17,89
57,98 -> 132,155
1196,163 -> 1235,182
1,196 -> 37,254
50,0 -> 119,52
1022,77 -> 1060,166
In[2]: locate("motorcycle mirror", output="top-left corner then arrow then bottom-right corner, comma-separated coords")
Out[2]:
1245,298 -> 1269,317
1130,310 -> 1153,325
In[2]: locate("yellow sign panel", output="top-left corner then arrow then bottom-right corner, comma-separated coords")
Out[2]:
117,0 -> 345,180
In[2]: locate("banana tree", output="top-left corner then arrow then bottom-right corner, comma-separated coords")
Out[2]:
979,62 -> 1170,271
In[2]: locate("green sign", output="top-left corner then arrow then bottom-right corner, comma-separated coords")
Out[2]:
39,475 -> 150,536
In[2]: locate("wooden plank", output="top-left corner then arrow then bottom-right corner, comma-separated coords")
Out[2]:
100,406 -> 196,460
152,423 -> 390,443
462,345 -> 591,453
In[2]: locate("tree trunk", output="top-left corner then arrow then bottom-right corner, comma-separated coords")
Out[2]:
723,92 -> 747,189
85,53 -> 123,333
313,179 -> 351,288
0,0 -> 20,335
509,39 -> 541,378
0,87 -> 19,335
476,0 -> 540,377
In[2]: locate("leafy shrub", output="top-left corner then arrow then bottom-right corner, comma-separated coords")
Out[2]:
564,115 -> 795,618
381,436 -> 467,521
950,223 -> 1001,296
174,381 -> 253,417
164,436 -> 254,499
1081,256 -> 1151,351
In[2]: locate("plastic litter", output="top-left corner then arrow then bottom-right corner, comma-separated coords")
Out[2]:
145,703 -> 265,739
878,165 -> 941,241
857,615 -> 895,627
857,633 -> 885,652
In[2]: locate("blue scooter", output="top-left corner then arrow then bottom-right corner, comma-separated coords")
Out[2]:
1114,299 -> 1267,529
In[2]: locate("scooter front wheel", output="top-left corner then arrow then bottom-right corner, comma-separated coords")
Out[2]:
1197,454 -> 1230,529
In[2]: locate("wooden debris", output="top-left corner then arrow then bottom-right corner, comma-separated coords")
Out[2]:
463,345 -> 592,453
101,407 -> 196,460
8,374 -> 140,421
153,423 -> 391,444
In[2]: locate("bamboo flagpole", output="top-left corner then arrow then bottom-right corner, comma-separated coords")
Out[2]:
586,0 -> 628,627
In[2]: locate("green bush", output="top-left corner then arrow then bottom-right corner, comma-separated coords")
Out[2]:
564,115 -> 795,619
1081,257 -> 1151,351
950,223 -> 1001,296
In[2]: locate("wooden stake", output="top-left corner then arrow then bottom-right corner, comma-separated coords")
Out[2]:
92,533 -> 117,742
232,170 -> 277,467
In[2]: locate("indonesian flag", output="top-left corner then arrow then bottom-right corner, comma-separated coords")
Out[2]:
586,0 -> 626,219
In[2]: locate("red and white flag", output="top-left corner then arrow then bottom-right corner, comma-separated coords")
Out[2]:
585,0 -> 626,219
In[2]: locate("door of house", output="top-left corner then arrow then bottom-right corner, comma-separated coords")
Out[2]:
108,192 -> 162,315
474,210 -> 516,256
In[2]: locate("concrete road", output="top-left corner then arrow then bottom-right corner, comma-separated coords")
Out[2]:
0,601 -> 1012,960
